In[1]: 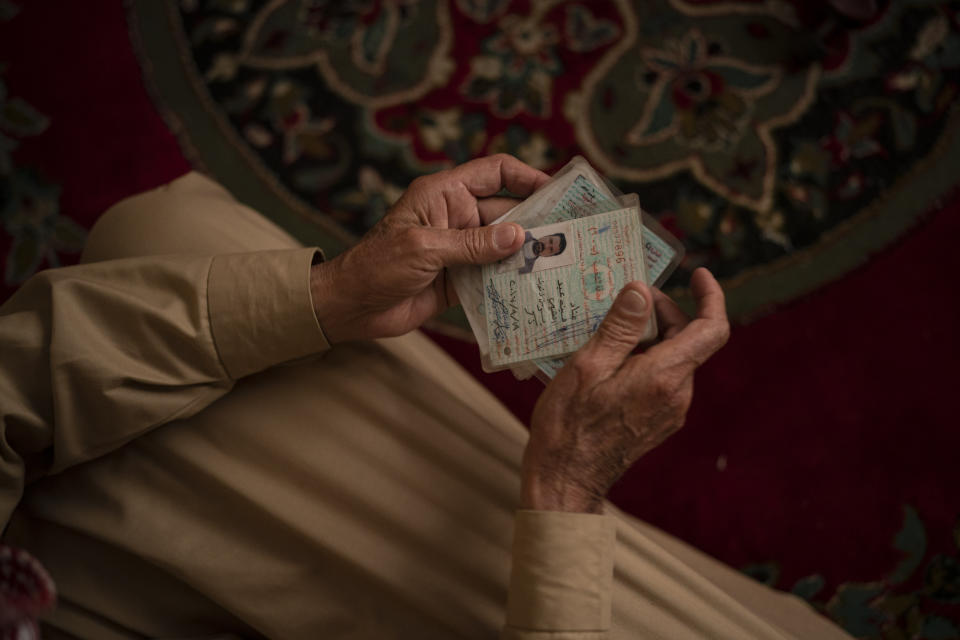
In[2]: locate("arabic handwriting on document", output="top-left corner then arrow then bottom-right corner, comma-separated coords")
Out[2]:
483,206 -> 646,367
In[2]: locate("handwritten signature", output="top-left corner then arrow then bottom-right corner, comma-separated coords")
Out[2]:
531,311 -> 607,350
485,279 -> 511,343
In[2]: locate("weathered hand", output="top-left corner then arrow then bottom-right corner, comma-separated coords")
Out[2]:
311,155 -> 548,344
521,268 -> 730,514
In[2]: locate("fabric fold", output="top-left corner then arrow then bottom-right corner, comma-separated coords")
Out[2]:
207,248 -> 330,379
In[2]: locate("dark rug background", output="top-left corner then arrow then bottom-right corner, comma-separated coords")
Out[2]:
1,2 -> 959,638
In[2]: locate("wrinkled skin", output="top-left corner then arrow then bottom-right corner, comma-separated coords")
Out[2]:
311,154 -> 547,344
523,272 -> 730,513
310,155 -> 731,514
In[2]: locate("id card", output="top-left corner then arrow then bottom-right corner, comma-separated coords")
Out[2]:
483,206 -> 647,367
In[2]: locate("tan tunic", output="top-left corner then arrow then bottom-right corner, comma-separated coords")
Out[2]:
0,173 -> 851,640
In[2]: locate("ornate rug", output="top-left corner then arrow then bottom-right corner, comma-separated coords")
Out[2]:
129,0 -> 960,325
0,1 -> 958,638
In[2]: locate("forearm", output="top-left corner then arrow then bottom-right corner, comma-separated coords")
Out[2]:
521,470 -> 605,515
0,248 -> 328,526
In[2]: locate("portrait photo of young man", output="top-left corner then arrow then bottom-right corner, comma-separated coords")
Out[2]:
494,221 -> 574,275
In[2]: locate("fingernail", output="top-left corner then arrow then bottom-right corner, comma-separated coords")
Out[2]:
493,224 -> 518,250
621,290 -> 647,316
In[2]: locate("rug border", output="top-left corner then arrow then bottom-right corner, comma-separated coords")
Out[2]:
126,0 -> 353,259
127,0 -> 960,330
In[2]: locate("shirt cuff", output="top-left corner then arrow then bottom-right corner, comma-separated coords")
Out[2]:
505,510 -> 617,635
207,247 -> 330,379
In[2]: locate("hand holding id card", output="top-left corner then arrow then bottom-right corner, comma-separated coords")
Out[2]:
450,156 -> 684,382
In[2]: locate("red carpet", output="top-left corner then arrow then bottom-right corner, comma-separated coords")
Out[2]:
2,2 -> 959,636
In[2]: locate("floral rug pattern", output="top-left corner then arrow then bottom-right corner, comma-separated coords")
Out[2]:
0,2 -> 955,637
176,0 -> 960,298
157,4 -> 960,635
0,2 -> 84,295
744,507 -> 960,639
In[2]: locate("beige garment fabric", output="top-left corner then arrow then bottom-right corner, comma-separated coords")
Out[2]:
0,172 -> 851,640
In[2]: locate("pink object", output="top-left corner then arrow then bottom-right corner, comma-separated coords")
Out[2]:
0,545 -> 55,639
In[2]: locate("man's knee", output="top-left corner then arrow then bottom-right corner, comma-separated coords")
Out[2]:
81,172 -> 300,263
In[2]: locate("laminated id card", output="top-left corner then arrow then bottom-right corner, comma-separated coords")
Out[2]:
482,205 -> 651,367
450,156 -> 684,382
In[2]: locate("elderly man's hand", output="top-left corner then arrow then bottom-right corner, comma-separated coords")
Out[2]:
521,268 -> 730,514
311,155 -> 548,343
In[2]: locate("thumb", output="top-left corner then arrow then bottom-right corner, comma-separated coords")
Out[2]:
431,223 -> 524,267
575,282 -> 655,373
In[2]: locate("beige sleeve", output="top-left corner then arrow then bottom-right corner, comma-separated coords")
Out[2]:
503,510 -> 618,640
0,247 -> 328,527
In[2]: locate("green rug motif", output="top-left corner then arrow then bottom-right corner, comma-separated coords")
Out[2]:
130,0 -> 960,323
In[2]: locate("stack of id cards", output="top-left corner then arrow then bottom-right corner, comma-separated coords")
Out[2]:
450,156 -> 684,383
